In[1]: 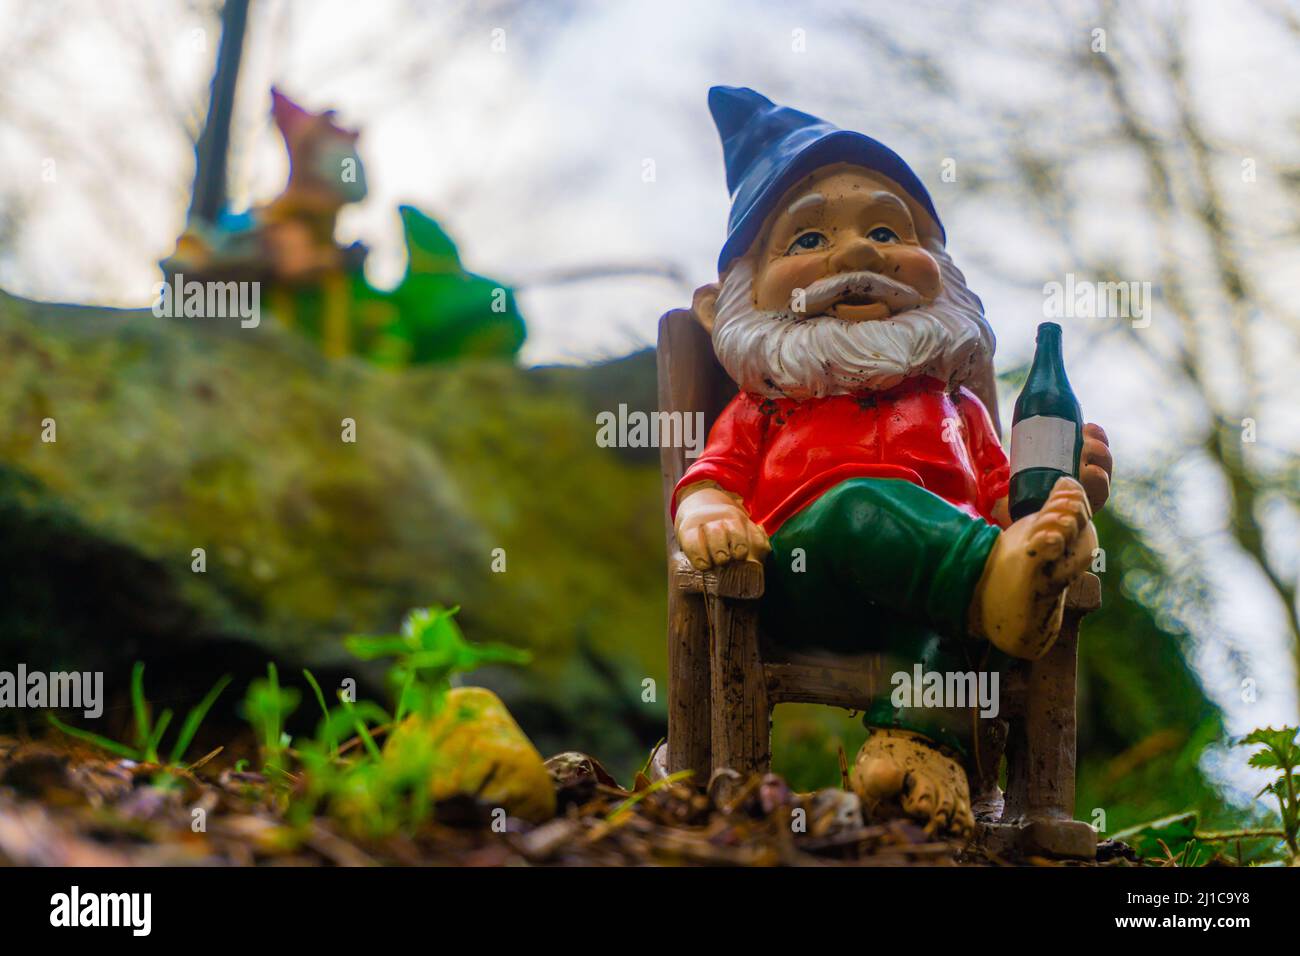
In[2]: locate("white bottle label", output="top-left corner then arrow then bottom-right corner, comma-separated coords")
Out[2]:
1010,415 -> 1076,475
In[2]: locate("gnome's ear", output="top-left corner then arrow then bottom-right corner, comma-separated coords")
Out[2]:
691,283 -> 720,334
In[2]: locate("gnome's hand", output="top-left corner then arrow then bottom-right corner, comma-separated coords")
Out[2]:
1079,423 -> 1113,512
675,482 -> 771,570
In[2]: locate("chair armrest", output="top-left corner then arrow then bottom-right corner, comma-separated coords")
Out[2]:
670,556 -> 1092,608
670,550 -> 765,599
1064,572 -> 1101,613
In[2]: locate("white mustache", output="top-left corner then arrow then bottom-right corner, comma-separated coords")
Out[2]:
794,270 -> 922,316
712,244 -> 994,399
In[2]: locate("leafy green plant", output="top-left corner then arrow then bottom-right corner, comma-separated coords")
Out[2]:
1111,812 -> 1201,864
1115,726 -> 1300,866
256,606 -> 532,836
48,607 -> 531,837
1242,725 -> 1299,858
238,662 -> 300,772
47,663 -> 231,768
345,605 -> 530,721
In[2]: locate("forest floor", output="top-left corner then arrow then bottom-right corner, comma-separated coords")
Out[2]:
0,734 -> 1146,867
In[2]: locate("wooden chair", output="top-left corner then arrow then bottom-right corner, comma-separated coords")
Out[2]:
656,307 -> 1101,858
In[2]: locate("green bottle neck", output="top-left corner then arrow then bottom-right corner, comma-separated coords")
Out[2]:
1027,322 -> 1075,394
1015,321 -> 1080,423
1030,322 -> 1064,381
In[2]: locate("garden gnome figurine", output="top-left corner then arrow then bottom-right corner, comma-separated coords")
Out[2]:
674,87 -> 1114,837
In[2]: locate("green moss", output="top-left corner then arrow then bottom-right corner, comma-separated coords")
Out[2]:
0,292 -> 665,765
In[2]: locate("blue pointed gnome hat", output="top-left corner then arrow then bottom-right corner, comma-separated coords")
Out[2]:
710,86 -> 945,273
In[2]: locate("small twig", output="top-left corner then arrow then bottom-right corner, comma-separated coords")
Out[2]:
608,770 -> 694,823
264,763 -> 301,785
1193,828 -> 1285,842
186,746 -> 224,773
336,722 -> 393,758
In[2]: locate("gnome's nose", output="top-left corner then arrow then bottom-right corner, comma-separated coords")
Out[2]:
829,238 -> 887,274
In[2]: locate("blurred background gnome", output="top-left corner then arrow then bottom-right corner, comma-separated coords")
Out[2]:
162,89 -> 525,365
673,87 -> 1114,837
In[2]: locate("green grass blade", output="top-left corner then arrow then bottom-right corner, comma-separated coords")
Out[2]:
339,693 -> 382,761
609,770 -> 694,822
265,662 -> 282,756
393,668 -> 416,724
168,674 -> 232,765
302,669 -> 338,755
144,708 -> 173,763
46,714 -> 140,760
130,661 -> 150,749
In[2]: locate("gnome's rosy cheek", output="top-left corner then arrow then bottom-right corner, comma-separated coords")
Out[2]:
752,251 -> 828,312
891,245 -> 943,303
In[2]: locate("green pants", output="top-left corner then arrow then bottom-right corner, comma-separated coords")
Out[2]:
763,478 -> 1002,756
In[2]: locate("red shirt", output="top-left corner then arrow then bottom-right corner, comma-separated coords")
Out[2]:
672,376 -> 1008,534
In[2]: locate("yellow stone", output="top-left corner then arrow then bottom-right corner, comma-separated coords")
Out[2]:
386,686 -> 556,823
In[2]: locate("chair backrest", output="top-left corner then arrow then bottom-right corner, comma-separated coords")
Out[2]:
656,309 -> 737,551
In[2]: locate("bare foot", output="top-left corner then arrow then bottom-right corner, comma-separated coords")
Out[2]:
970,476 -> 1097,660
850,728 -> 974,838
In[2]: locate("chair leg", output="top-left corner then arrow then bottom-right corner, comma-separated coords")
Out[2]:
971,716 -> 1008,821
706,594 -> 769,800
667,588 -> 711,785
1000,611 -> 1096,859
1024,621 -> 1080,820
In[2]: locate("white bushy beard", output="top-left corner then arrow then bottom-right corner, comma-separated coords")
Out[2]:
711,240 -> 993,400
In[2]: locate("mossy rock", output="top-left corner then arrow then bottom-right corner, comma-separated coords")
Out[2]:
0,291 -> 666,770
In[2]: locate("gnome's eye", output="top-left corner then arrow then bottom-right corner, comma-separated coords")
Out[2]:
786,231 -> 827,255
868,226 -> 900,243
